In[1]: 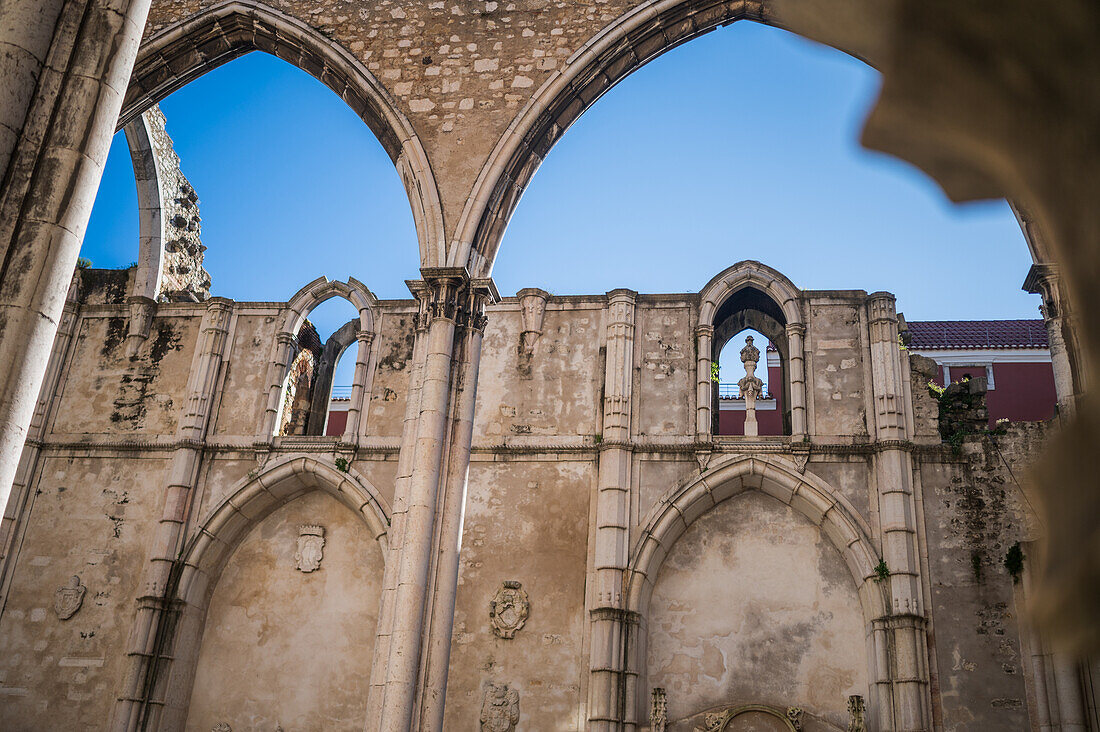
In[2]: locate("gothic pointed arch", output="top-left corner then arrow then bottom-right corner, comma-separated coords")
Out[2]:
626,454 -> 883,621
121,0 -> 446,267
449,0 -> 1047,279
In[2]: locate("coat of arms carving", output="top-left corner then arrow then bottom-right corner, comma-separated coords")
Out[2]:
489,580 -> 529,639
479,682 -> 520,732
54,575 -> 86,620
295,525 -> 325,572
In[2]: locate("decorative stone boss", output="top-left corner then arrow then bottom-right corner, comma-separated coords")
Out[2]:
737,335 -> 765,436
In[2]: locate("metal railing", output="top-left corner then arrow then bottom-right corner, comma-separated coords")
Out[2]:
329,385 -> 353,399
717,383 -> 773,400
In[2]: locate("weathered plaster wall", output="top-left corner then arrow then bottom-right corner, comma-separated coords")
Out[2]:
805,296 -> 869,438
364,309 -> 416,440
0,454 -> 166,729
444,459 -> 593,730
918,424 -> 1050,731
211,310 -> 281,438
186,490 -> 384,731
473,300 -> 603,441
635,301 -> 695,438
646,491 -> 868,731
51,313 -> 198,437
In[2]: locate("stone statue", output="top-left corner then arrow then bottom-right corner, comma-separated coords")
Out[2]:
294,525 -> 325,572
737,335 -> 765,436
480,682 -> 520,732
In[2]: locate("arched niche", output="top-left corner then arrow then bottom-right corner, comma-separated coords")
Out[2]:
115,455 -> 391,730
263,277 -> 379,442
695,262 -> 807,439
186,490 -> 383,730
120,0 -> 445,268
625,455 -> 886,730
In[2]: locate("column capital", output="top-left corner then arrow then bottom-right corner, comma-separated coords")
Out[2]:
694,324 -> 715,338
785,322 -> 806,338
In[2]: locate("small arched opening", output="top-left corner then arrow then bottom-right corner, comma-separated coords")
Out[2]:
711,284 -> 791,436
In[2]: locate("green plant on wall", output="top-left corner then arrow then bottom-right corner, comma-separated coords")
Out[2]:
872,559 -> 891,584
334,457 -> 350,473
711,361 -> 720,383
1004,542 -> 1024,584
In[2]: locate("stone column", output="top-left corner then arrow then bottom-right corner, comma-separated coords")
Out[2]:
589,289 -> 637,731
1024,264 -> 1081,419
866,292 -> 931,731
112,298 -> 233,731
0,0 -> 153,526
376,268 -> 467,732
342,329 -> 375,442
366,291 -> 433,722
695,324 -> 714,440
0,273 -> 81,607
420,279 -> 496,731
786,323 -> 808,437
261,332 -> 299,438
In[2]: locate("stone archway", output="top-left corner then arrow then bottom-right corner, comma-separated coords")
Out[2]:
624,454 -> 887,729
112,455 -> 391,731
120,0 -> 446,268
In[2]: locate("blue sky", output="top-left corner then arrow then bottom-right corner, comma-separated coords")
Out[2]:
83,21 -> 1038,363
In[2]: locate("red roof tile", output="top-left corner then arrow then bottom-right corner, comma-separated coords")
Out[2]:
906,320 -> 1048,350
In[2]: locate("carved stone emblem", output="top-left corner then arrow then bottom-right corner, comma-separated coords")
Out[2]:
211,724 -> 231,732
847,695 -> 866,732
489,580 -> 529,639
651,687 -> 668,732
294,525 -> 325,572
480,682 -> 520,732
786,706 -> 804,731
53,575 -> 86,620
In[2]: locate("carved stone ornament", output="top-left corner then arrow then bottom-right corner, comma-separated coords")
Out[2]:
651,687 -> 668,732
847,695 -> 866,732
786,706 -> 804,731
489,580 -> 529,639
54,575 -> 86,620
693,704 -> 803,732
211,724 -> 231,732
294,525 -> 325,572
480,682 -> 520,732
793,451 -> 810,475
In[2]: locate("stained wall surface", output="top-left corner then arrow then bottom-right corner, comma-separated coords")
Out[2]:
647,492 -> 868,731
186,491 -> 384,731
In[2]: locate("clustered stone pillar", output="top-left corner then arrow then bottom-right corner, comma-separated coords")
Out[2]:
113,298 -> 233,731
785,323 -> 808,437
0,273 -> 81,606
420,278 -> 495,730
0,0 -> 154,524
342,329 -> 376,442
370,269 -> 495,732
589,289 -> 638,730
866,292 -> 931,731
1024,263 -> 1083,419
695,324 -> 715,440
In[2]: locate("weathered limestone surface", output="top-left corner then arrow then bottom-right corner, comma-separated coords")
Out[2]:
186,491 -> 384,731
0,262 -> 1076,730
647,492 -> 868,731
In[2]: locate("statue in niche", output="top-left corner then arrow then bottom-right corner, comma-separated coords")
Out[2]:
54,575 -> 86,620
294,525 -> 325,572
480,682 -> 520,732
737,335 -> 765,436
847,695 -> 866,732
489,580 -> 529,639
651,687 -> 668,732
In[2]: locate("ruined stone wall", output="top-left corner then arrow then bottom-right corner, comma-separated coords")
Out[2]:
0,271 -> 1054,731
